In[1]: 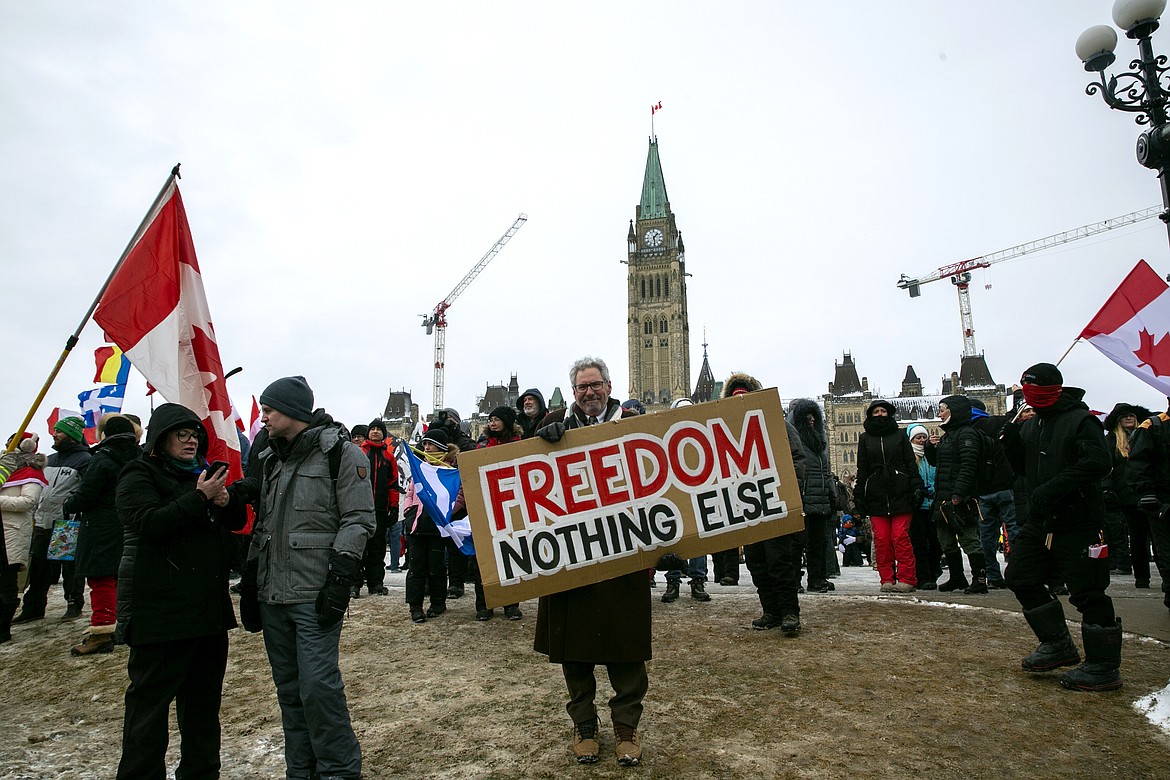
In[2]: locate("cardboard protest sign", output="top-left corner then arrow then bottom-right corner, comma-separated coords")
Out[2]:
458,388 -> 804,608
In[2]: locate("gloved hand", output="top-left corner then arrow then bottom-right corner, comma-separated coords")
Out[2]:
315,553 -> 362,628
537,422 -> 566,443
238,558 -> 263,633
654,552 -> 688,572
843,536 -> 856,546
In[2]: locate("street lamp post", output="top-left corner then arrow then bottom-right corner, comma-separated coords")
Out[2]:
1077,0 -> 1170,246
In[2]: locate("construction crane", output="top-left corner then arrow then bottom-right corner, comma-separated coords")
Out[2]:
897,205 -> 1162,358
421,213 -> 527,410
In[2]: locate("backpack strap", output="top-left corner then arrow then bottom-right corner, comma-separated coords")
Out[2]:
328,435 -> 345,485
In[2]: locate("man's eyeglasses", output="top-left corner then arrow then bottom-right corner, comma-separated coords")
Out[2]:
573,380 -> 607,394
173,430 -> 199,442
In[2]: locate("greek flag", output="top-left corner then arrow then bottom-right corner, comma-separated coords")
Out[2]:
404,445 -> 474,556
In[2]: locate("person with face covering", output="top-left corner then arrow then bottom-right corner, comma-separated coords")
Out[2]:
854,401 -> 924,592
924,395 -> 990,594
788,398 -> 838,593
1001,363 -> 1119,691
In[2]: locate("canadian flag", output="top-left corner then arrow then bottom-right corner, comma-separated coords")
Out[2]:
1080,259 -> 1170,396
249,395 -> 263,442
46,407 -> 84,437
93,177 -> 243,483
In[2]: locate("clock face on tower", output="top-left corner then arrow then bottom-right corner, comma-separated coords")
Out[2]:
644,228 -> 664,247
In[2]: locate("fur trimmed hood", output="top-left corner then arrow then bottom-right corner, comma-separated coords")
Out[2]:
721,372 -> 762,399
788,398 -> 827,454
1104,402 -> 1154,432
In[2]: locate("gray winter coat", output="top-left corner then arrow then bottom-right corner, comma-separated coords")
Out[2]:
32,440 -> 91,530
250,414 -> 375,604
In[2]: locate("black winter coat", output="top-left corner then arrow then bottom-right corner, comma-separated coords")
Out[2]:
971,414 -> 1015,494
855,424 -> 924,516
65,433 -> 141,578
788,399 -> 835,516
925,395 -> 982,501
1001,388 -> 1111,532
114,404 -> 246,646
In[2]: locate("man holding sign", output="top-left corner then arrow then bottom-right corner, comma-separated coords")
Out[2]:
460,357 -> 805,766
532,357 -> 653,767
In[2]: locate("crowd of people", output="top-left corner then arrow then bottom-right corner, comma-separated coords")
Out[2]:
1,357 -> 1167,774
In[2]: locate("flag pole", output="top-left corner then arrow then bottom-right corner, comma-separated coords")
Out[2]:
1055,338 -> 1080,367
5,164 -> 182,453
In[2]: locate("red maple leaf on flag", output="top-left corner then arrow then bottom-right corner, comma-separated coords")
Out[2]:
1132,329 -> 1170,376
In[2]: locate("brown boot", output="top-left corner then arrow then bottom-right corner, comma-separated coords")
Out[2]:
70,624 -> 115,656
571,717 -> 600,764
614,722 -> 641,766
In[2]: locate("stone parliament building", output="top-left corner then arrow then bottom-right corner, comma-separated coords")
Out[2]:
377,134 -> 1007,457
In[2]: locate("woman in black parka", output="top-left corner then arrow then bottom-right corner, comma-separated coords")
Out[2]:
855,400 -> 924,592
113,403 -> 245,780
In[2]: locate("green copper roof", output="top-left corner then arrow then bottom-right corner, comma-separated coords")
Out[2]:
639,139 -> 669,219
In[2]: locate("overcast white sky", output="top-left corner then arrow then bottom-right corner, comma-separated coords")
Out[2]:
4,1 -> 1170,435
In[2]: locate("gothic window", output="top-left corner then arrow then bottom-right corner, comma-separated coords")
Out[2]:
644,339 -> 652,348
659,317 -> 668,334
664,276 -> 669,299
644,319 -> 652,335
641,279 -> 646,300
659,338 -> 668,347
656,277 -> 661,298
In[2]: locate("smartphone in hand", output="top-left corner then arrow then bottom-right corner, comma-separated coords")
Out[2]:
207,460 -> 229,478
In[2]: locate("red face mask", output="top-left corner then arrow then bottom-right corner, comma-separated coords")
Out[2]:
1021,383 -> 1062,409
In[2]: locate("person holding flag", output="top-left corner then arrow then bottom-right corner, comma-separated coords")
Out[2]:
402,427 -> 462,624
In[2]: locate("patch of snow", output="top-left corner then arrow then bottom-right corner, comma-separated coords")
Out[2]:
1134,682 -> 1170,735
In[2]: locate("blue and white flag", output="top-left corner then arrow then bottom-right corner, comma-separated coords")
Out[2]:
404,444 -> 474,555
78,384 -> 127,429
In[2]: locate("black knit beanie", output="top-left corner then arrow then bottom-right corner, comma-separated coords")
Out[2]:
489,406 -> 517,429
260,376 -> 315,423
1021,363 -> 1063,386
368,419 -> 388,437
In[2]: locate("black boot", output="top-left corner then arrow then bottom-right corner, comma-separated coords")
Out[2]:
1021,600 -> 1081,672
938,552 -> 969,592
1060,619 -> 1123,691
662,581 -> 680,603
964,553 -> 989,594
0,601 -> 16,644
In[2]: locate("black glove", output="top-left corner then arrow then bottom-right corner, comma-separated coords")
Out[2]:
238,558 -> 263,633
315,554 -> 362,628
654,552 -> 688,572
537,422 -> 566,443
